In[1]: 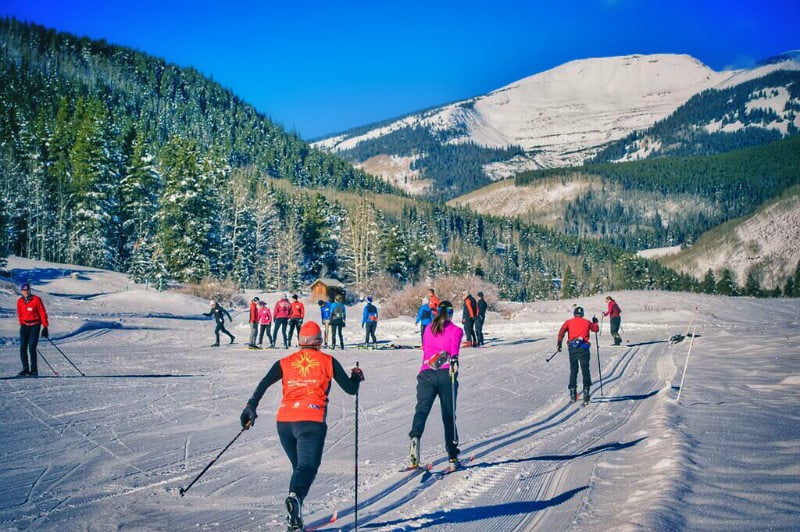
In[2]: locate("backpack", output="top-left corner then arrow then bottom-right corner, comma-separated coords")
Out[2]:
331,303 -> 345,322
421,307 -> 432,322
366,303 -> 378,321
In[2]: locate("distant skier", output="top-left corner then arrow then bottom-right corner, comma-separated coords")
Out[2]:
557,306 -> 599,404
240,321 -> 364,532
328,294 -> 347,350
603,296 -> 623,346
361,296 -> 379,348
273,294 -> 292,348
408,300 -> 463,471
204,300 -> 235,347
16,283 -> 49,377
461,290 -> 477,347
414,297 -> 433,344
318,299 -> 332,348
427,288 -> 440,317
257,300 -> 273,347
286,294 -> 305,347
248,297 -> 260,349
474,291 -> 487,347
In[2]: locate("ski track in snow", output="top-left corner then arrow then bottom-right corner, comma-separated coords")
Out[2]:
1,256 -> 799,530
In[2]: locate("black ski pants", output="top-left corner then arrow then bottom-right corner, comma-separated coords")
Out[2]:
214,322 -> 234,344
287,318 -> 303,347
19,324 -> 40,373
610,317 -> 622,345
273,318 -> 289,348
330,321 -> 345,349
474,316 -> 485,346
277,421 -> 327,503
462,317 -> 476,344
258,324 -> 272,345
568,344 -> 592,390
409,369 -> 460,460
364,321 -> 377,346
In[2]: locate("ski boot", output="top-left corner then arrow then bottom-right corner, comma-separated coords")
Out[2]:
448,457 -> 460,472
211,342 -> 220,347
583,387 -> 591,405
569,387 -> 577,403
285,492 -> 303,531
229,336 -> 236,344
409,436 -> 420,468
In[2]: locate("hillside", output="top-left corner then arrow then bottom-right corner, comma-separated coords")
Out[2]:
315,53 -> 800,200
1,256 -> 798,530
658,185 -> 800,290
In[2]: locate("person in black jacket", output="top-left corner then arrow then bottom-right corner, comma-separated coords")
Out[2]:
204,300 -> 235,346
474,291 -> 487,347
461,290 -> 478,347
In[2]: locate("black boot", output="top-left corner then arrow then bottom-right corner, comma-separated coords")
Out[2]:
583,387 -> 591,404
569,387 -> 577,403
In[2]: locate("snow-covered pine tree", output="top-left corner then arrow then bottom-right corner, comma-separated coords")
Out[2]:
339,198 -> 380,287
155,136 -> 217,282
119,130 -> 160,271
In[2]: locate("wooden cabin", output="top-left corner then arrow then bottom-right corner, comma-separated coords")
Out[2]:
309,278 -> 346,303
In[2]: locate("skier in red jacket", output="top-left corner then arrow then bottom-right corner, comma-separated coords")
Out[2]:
557,306 -> 599,404
603,296 -> 623,346
16,283 -> 49,377
273,294 -> 292,348
286,294 -> 305,348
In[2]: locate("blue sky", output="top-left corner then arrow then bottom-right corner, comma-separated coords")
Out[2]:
2,0 -> 798,139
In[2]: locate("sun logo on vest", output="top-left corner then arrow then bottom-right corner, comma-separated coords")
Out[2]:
291,353 -> 320,377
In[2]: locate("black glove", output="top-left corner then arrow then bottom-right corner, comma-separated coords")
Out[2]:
240,404 -> 257,429
449,357 -> 459,376
351,367 -> 365,382
592,316 -> 599,324
41,326 -> 49,338
557,345 -> 562,352
361,323 -> 364,329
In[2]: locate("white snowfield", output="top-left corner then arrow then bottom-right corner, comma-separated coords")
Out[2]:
1,256 -> 798,531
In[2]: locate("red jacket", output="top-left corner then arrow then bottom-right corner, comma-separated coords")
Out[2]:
278,349 -> 334,422
274,298 -> 292,319
557,316 -> 599,346
289,300 -> 305,319
249,302 -> 259,323
17,295 -> 49,327
603,300 -> 621,318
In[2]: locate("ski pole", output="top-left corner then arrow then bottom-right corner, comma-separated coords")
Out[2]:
451,362 -> 459,447
676,323 -> 698,403
545,349 -> 560,362
354,361 -> 359,532
180,426 -> 247,496
594,331 -> 604,396
36,348 -> 59,376
47,337 -> 85,376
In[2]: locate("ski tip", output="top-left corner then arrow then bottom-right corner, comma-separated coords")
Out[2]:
328,510 -> 337,523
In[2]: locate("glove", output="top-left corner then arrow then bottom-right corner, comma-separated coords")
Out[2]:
41,326 -> 49,338
592,317 -> 599,324
449,357 -> 459,376
240,405 -> 257,429
557,345 -> 562,352
361,323 -> 364,329
351,367 -> 365,382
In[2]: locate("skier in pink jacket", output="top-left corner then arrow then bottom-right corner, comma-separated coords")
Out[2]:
407,300 -> 463,471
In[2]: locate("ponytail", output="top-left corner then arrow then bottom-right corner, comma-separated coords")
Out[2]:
430,300 -> 454,335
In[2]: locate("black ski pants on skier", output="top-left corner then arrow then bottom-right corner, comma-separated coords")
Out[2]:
258,324 -> 272,345
287,318 -> 303,347
214,322 -> 234,344
364,321 -> 377,346
462,318 -> 476,345
568,344 -> 592,390
409,369 -> 460,460
474,316 -> 485,346
277,420 -> 327,502
19,324 -> 40,373
610,316 -> 622,345
330,321 -> 345,349
273,318 -> 289,348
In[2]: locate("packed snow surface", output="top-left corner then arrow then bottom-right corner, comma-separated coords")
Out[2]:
1,256 -> 799,531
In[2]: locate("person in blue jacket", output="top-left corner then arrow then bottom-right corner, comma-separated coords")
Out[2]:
414,296 -> 433,344
318,299 -> 332,348
361,296 -> 379,348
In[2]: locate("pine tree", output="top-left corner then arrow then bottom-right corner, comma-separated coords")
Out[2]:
155,136 -> 217,282
119,130 -> 160,271
744,271 -> 762,297
716,269 -> 739,296
701,269 -> 717,294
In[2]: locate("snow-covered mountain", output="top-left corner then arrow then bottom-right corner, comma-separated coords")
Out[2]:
314,53 -> 800,193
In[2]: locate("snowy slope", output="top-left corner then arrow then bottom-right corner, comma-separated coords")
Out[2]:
1,256 -> 799,531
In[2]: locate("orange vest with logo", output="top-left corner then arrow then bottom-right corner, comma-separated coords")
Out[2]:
278,349 -> 334,423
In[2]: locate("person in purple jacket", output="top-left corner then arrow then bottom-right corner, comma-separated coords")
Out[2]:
407,300 -> 463,471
